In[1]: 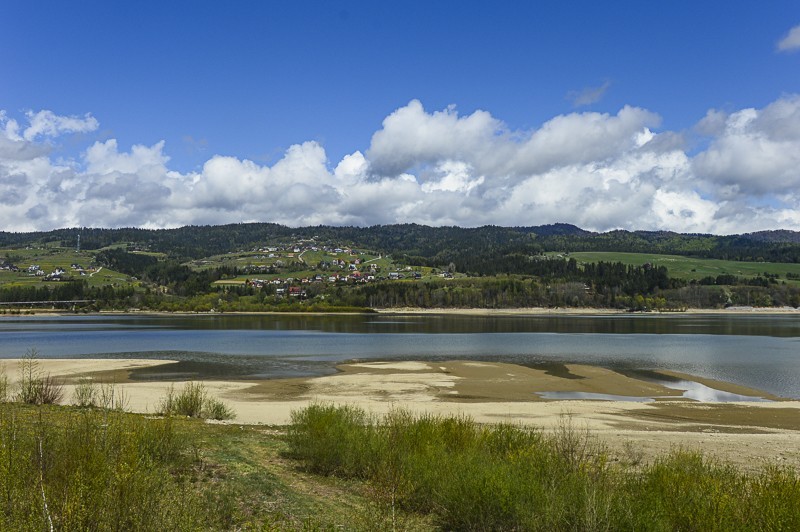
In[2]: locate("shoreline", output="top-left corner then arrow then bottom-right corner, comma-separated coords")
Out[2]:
2,305 -> 799,318
375,306 -> 800,315
2,357 -> 799,469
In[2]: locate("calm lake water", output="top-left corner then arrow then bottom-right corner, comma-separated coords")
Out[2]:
1,313 -> 799,399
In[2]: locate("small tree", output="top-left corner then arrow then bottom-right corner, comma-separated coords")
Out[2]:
16,348 -> 64,405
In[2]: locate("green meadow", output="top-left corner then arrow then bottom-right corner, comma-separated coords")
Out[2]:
554,251 -> 800,284
0,246 -> 134,289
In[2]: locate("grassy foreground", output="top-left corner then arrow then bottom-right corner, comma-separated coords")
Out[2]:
1,401 -> 798,531
288,404 -> 800,531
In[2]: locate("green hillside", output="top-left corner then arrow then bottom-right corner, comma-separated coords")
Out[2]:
556,252 -> 800,284
0,246 -> 134,289
2,224 -> 800,311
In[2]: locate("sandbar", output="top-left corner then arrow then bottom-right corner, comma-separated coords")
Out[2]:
2,358 -> 799,470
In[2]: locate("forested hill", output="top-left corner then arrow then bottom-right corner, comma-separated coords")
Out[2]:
2,223 -> 800,265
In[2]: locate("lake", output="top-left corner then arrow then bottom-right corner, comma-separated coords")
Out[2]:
1,313 -> 799,399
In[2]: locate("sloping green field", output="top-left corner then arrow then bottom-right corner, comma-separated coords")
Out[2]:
556,251 -> 800,283
0,247 -> 134,288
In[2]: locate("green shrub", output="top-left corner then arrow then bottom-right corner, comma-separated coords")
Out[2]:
621,450 -> 800,531
72,377 -> 97,408
204,397 -> 236,421
286,404 -> 800,531
287,404 -> 614,530
286,402 -> 376,477
746,465 -> 800,530
174,381 -> 206,418
632,450 -> 743,529
157,382 -> 235,420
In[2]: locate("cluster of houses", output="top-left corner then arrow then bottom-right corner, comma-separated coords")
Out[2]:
24,264 -> 65,281
222,240 -> 446,297
245,272 -> 379,292
318,257 -> 371,272
70,263 -> 97,276
237,240 -> 432,289
0,261 -> 20,272
8,263 -> 98,282
250,242 -> 346,255
245,269 -> 427,297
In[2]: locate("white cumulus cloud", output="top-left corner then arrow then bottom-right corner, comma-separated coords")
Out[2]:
777,24 -> 800,52
22,110 -> 98,141
367,100 -> 507,177
3,98 -> 800,234
692,95 -> 800,196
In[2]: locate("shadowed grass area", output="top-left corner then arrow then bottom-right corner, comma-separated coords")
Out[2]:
287,403 -> 800,531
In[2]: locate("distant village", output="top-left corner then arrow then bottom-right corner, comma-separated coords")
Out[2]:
0,261 -> 98,282
1,237 -> 456,297
230,242 -> 441,298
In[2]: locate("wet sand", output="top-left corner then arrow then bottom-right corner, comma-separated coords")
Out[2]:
2,358 -> 799,470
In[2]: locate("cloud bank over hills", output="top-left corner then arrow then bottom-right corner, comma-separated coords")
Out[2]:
2,96 -> 800,234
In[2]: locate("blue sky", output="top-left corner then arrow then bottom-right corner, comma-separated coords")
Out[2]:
2,1 -> 800,233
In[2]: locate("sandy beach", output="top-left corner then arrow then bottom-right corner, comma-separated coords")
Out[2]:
2,357 -> 799,470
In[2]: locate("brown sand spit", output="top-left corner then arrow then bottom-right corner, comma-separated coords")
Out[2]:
2,358 -> 798,470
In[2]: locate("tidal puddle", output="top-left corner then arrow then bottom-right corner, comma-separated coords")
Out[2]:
659,379 -> 771,402
537,379 -> 772,402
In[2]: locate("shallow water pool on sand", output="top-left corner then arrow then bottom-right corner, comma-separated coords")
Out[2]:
537,378 -> 772,402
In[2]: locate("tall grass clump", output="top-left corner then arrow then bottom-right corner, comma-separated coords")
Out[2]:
617,450 -> 800,530
286,402 -> 377,477
99,381 -> 129,411
204,396 -> 236,421
15,348 -> 64,405
71,377 -> 97,408
0,363 -> 8,403
745,465 -> 800,530
624,450 -> 745,529
287,404 -> 800,531
157,382 -> 235,420
287,404 -> 615,530
0,402 -> 229,530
